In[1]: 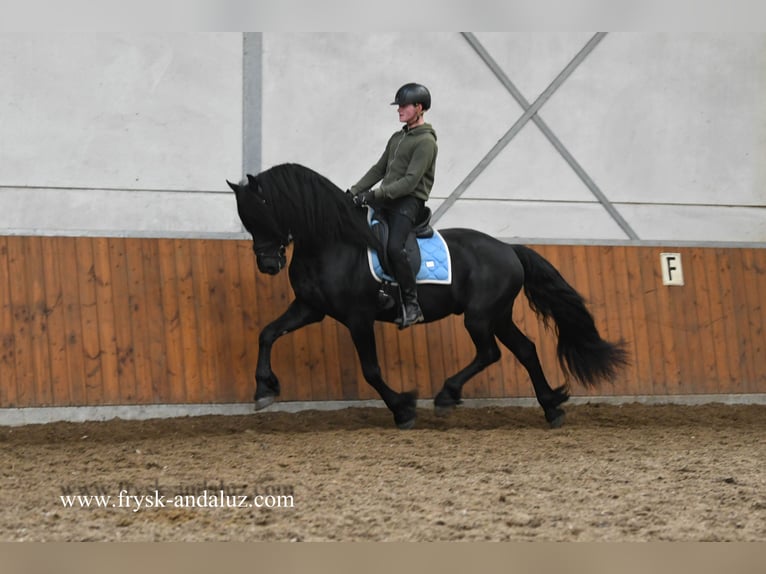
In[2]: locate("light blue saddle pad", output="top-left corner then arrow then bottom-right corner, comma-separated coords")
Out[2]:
366,211 -> 452,285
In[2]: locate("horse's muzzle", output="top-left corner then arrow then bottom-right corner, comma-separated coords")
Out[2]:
256,247 -> 286,275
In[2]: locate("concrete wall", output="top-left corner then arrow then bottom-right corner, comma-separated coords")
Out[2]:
0,33 -> 243,236
1,33 -> 764,244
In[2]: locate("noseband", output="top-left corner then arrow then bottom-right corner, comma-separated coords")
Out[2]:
252,234 -> 289,271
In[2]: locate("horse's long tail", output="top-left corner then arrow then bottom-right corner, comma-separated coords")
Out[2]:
511,244 -> 629,387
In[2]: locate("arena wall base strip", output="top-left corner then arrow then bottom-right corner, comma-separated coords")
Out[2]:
0,394 -> 764,427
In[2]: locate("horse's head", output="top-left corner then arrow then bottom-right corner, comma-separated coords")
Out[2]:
227,176 -> 288,275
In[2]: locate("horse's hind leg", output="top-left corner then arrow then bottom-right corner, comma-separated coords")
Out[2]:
347,319 -> 417,429
434,316 -> 501,416
495,321 -> 569,428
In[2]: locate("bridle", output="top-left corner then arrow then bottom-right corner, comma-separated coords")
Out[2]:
252,235 -> 287,271
251,227 -> 295,273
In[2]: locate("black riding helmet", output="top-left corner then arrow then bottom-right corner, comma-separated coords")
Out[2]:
391,83 -> 431,111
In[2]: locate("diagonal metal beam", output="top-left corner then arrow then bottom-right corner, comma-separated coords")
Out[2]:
432,33 -> 603,223
460,32 -> 638,240
433,33 -> 639,241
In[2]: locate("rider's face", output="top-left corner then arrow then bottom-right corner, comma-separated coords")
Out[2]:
398,103 -> 421,126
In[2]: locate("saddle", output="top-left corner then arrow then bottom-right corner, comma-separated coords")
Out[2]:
367,207 -> 438,312
369,207 -> 435,277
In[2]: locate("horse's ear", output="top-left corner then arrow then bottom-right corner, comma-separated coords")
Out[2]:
226,179 -> 240,193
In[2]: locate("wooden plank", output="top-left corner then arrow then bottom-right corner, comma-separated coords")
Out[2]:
189,240 -> 217,402
661,249 -> 690,394
740,248 -> 766,394
750,248 -> 766,394
123,238 -> 153,404
726,249 -> 755,391
55,238 -> 87,405
608,246 -> 639,395
140,239 -> 169,401
7,237 -> 35,406
622,247 -> 654,396
710,248 -> 742,390
395,322 -> 418,397
667,249 -> 701,394
107,238 -> 138,403
174,238 -> 202,402
202,239 -> 236,401
0,236 -> 18,407
157,239 -> 186,403
235,240 -> 261,402
395,323 -> 415,395
682,248 -> 716,394
688,249 -> 721,394
91,238 -> 121,404
216,240 -> 241,400
377,320 -> 403,394
24,237 -> 53,405
712,248 -> 741,391
657,247 -> 688,395
410,319 -> 433,399
40,237 -> 69,405
406,322 -> 428,398
220,240 -> 250,402
642,246 -> 674,394
74,238 -> 103,404
640,248 -> 668,394
595,246 -> 621,396
423,320 -> 447,400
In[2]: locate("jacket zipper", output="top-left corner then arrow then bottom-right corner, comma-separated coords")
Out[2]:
388,130 -> 408,168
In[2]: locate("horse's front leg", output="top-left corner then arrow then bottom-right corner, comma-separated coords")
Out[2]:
346,318 -> 417,429
254,299 -> 324,410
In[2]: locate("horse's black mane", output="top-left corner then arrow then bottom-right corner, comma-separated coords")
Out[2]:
251,163 -> 381,251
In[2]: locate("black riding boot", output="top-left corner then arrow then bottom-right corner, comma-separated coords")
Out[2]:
399,283 -> 425,329
392,248 -> 424,329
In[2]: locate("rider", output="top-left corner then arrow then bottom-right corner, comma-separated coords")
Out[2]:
349,82 -> 438,328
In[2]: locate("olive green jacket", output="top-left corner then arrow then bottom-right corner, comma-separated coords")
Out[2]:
350,123 -> 437,202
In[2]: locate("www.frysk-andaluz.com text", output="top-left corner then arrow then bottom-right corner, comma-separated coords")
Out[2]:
59,480 -> 294,512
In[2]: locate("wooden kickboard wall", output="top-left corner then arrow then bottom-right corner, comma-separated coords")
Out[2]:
1,235 -> 764,408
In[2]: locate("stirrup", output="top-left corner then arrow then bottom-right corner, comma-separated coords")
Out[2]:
396,303 -> 425,329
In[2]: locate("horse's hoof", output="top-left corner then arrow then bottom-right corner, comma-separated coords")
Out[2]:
255,396 -> 276,411
547,409 -> 565,429
396,417 -> 417,430
434,405 -> 455,418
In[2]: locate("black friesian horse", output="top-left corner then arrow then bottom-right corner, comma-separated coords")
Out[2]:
227,163 -> 628,429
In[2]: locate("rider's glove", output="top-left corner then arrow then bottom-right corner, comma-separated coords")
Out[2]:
352,189 -> 376,207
